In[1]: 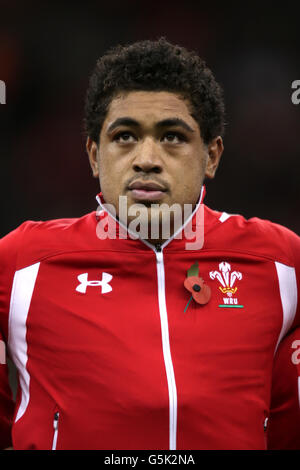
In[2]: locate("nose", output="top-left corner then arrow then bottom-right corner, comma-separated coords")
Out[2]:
132,137 -> 163,174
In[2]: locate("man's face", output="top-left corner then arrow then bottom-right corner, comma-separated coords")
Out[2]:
87,91 -> 223,230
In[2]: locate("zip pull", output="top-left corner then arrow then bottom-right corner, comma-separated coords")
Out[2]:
52,411 -> 60,450
155,244 -> 164,263
53,411 -> 59,429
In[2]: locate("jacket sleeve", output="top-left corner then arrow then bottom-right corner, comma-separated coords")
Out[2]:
267,328 -> 300,449
0,224 -> 28,448
0,339 -> 14,448
267,226 -> 300,449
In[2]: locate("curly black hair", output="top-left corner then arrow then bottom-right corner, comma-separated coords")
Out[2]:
84,37 -> 226,145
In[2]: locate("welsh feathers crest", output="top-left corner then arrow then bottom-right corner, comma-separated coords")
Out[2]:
209,262 -> 242,297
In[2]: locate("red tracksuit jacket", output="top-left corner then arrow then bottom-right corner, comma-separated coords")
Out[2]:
0,191 -> 299,450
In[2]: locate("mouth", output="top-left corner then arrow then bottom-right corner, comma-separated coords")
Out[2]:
128,181 -> 167,202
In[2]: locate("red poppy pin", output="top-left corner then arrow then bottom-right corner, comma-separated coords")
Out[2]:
183,261 -> 211,313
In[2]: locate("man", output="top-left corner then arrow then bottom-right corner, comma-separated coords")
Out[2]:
0,38 -> 299,450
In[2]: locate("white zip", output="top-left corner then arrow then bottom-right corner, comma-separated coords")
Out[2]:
95,192 -> 204,450
51,412 -> 60,450
155,248 -> 178,450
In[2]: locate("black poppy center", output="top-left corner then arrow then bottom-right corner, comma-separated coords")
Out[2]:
192,284 -> 201,292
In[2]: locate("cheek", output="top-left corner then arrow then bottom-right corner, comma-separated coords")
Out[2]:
99,155 -> 126,201
100,145 -> 130,176
171,159 -> 204,201
99,149 -> 117,183
173,157 -> 204,186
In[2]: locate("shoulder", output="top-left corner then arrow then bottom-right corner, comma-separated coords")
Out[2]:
0,212 -> 97,270
205,206 -> 300,266
206,208 -> 300,266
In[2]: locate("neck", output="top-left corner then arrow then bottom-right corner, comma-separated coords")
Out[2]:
129,203 -> 198,249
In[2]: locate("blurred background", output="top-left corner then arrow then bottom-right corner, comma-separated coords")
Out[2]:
0,0 -> 299,238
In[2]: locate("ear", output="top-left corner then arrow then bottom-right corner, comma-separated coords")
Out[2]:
204,136 -> 224,179
86,137 -> 99,178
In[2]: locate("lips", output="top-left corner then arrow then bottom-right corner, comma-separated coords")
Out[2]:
128,180 -> 167,201
128,181 -> 167,192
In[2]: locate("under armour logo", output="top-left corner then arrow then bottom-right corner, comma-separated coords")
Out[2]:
76,272 -> 113,294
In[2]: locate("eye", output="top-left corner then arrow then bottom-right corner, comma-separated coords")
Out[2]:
113,131 -> 136,143
162,132 -> 186,143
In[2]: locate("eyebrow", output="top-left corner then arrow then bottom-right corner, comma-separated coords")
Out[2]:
106,117 -> 195,134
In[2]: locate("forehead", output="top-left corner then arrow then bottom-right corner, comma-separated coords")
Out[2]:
103,91 -> 197,128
